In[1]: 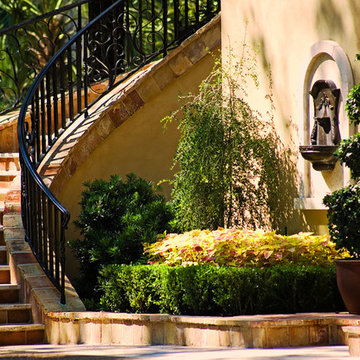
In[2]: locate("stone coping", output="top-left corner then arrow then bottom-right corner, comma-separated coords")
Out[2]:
45,311 -> 360,327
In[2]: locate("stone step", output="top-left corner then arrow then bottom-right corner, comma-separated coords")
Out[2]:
0,284 -> 20,304
0,265 -> 10,284
0,246 -> 7,265
0,153 -> 20,172
0,304 -> 32,324
0,188 -> 8,202
0,170 -> 20,178
0,324 -> 44,345
0,170 -> 20,189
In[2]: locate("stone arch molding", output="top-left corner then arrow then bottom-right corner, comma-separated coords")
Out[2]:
297,40 -> 354,208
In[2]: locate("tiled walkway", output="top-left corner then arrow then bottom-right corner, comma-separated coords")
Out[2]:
0,345 -> 352,359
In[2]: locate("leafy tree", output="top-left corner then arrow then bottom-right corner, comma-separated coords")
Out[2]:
164,49 -> 295,232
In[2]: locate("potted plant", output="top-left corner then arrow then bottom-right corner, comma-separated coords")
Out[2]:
323,82 -> 360,314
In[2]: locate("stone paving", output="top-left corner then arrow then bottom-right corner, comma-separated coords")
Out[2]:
0,344 -> 353,359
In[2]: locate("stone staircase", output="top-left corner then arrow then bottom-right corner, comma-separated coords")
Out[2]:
0,153 -> 45,345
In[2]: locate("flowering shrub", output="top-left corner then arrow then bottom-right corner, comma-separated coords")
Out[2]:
144,228 -> 349,267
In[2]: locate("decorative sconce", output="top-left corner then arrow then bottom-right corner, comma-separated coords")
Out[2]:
299,80 -> 341,171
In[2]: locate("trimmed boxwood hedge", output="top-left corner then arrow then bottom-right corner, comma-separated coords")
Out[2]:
99,264 -> 344,315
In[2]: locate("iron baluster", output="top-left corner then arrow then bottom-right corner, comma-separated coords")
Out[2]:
185,0 -> 189,30
40,80 -> 46,159
59,54 -> 67,130
48,202 -> 54,280
195,0 -> 200,24
76,37 -> 83,115
174,0 -> 179,42
46,72 -> 53,148
67,47 -> 74,123
52,65 -> 59,138
34,89 -> 41,165
162,0 -> 168,57
151,0 -> 156,53
83,32 -> 89,113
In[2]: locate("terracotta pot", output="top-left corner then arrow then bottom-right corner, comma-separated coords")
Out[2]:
335,259 -> 360,314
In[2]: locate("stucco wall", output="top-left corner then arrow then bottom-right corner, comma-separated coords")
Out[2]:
57,51 -> 218,279
222,0 -> 360,234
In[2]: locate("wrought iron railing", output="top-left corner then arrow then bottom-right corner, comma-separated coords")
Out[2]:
0,0 -> 90,115
18,0 -> 220,304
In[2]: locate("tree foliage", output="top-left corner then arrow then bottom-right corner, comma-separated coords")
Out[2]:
164,48 -> 296,232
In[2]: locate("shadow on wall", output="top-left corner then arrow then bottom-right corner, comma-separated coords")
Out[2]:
316,0 -> 345,39
266,122 -> 307,235
248,35 -> 307,235
316,0 -> 360,53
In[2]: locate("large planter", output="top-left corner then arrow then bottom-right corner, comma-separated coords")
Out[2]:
335,259 -> 360,314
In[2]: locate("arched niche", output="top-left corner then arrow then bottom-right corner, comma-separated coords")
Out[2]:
296,40 -> 354,210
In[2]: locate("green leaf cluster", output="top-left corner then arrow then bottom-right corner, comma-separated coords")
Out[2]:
98,264 -> 344,315
334,133 -> 360,180
164,48 -> 296,232
323,183 -> 360,257
323,55 -> 360,256
70,173 -> 175,302
345,83 -> 360,126
144,228 -> 348,267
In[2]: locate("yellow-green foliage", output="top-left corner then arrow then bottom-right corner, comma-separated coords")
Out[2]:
144,228 -> 349,267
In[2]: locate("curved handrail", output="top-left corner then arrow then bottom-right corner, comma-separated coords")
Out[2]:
18,0 -> 220,304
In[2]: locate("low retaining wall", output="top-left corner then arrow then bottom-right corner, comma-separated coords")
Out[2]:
44,311 -> 360,348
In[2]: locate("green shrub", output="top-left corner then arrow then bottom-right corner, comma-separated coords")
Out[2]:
99,264 -> 344,315
324,68 -> 360,257
144,228 -> 348,267
70,174 -> 175,303
345,83 -> 360,125
334,133 -> 360,180
323,183 -> 360,257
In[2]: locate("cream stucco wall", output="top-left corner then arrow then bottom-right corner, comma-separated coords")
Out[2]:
222,0 -> 360,234
57,53 -> 217,279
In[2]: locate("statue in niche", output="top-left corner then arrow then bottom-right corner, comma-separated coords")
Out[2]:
299,80 -> 341,171
309,80 -> 340,146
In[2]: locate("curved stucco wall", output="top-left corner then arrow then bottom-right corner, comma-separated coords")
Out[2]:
51,17 -> 220,278
222,0 -> 360,235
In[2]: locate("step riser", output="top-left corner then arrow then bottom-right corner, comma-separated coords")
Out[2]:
0,158 -> 20,172
0,309 -> 31,324
0,181 -> 16,188
0,329 -> 44,345
0,269 -> 10,284
0,250 -> 6,265
0,289 -> 19,304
